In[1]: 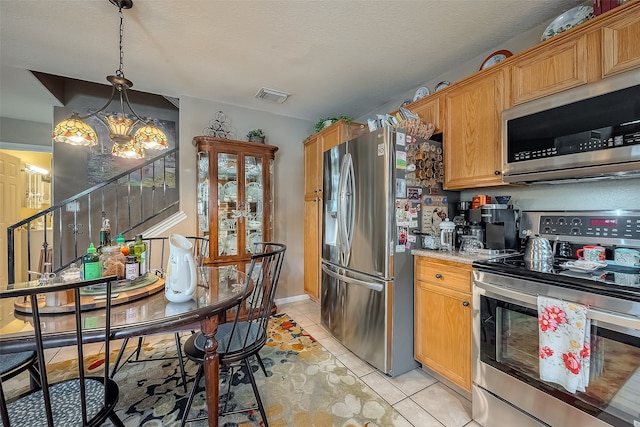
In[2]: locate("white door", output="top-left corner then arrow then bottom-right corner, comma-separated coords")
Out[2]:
0,151 -> 23,284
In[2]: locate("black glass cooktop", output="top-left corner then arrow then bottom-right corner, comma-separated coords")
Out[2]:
473,255 -> 640,300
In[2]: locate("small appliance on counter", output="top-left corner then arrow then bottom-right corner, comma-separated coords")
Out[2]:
468,204 -> 519,251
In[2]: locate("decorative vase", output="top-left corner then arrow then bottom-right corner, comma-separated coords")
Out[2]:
165,234 -> 197,303
249,136 -> 265,143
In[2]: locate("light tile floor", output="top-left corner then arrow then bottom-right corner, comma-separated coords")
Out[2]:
279,298 -> 482,427
9,298 -> 481,427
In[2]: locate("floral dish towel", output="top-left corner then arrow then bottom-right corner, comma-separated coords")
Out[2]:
538,295 -> 590,393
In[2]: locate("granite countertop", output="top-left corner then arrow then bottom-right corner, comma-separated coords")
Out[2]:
411,249 -> 503,265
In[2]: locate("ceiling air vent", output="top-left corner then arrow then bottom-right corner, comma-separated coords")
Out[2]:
255,87 -> 290,104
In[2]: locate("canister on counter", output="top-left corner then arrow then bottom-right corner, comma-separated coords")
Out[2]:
125,256 -> 140,280
100,245 -> 126,280
472,195 -> 491,209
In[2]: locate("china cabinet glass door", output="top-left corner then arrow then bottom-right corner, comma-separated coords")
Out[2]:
194,136 -> 277,268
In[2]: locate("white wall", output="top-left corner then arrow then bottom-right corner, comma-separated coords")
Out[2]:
172,96 -> 313,300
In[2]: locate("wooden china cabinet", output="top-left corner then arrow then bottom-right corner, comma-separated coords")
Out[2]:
194,136 -> 278,277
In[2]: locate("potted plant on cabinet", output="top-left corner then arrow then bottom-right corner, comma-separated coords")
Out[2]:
247,129 -> 265,143
313,115 -> 353,133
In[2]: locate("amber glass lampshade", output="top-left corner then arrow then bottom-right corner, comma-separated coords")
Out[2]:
105,115 -> 135,144
52,113 -> 98,147
112,140 -> 144,159
134,124 -> 168,150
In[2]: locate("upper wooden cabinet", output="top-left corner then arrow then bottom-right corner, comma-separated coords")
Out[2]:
601,10 -> 640,77
442,67 -> 508,190
407,96 -> 441,133
304,135 -> 322,200
511,34 -> 589,105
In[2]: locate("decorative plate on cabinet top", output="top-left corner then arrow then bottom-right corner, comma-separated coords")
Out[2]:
479,50 -> 513,70
541,5 -> 594,41
434,81 -> 450,92
413,87 -> 430,102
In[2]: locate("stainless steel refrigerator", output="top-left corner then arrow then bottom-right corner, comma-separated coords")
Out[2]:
321,126 -> 441,377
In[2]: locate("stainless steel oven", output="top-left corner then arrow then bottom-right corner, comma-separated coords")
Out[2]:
472,210 -> 640,427
474,270 -> 640,427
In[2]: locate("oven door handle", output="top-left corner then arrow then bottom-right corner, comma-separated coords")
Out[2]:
475,280 -> 640,330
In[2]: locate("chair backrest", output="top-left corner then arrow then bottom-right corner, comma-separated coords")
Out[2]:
220,242 -> 286,362
0,275 -> 117,427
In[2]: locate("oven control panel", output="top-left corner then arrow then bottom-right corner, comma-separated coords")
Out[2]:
521,210 -> 640,246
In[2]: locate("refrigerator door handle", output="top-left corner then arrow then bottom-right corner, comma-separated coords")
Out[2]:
322,263 -> 384,292
337,153 -> 352,265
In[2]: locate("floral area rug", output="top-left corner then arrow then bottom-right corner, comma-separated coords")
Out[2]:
15,314 -> 407,427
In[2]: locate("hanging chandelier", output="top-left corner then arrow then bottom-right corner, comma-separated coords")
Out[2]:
52,0 -> 168,158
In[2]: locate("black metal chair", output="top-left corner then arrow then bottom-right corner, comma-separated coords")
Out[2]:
180,242 -> 286,427
109,235 -> 209,391
0,351 -> 40,391
0,275 -> 124,427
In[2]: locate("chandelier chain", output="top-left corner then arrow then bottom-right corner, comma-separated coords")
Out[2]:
117,4 -> 125,79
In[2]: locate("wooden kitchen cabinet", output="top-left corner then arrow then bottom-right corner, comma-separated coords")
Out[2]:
194,136 -> 278,273
511,34 -> 589,105
303,135 -> 322,300
601,9 -> 640,77
414,256 -> 472,392
303,120 -> 364,300
407,96 -> 442,133
442,67 -> 507,190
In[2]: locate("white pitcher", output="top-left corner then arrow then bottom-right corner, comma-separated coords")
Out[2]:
165,234 -> 197,303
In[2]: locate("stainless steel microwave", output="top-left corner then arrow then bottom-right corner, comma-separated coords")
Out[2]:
502,70 -> 640,183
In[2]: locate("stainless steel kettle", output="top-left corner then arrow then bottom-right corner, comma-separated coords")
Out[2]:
524,235 -> 553,260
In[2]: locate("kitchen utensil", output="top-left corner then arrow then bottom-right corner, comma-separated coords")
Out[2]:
223,180 -> 237,201
559,260 -> 607,272
576,245 -> 606,261
459,235 -> 484,255
524,235 -> 553,261
412,230 -> 439,250
541,5 -> 594,41
165,235 -> 197,303
246,181 -> 262,202
439,218 -> 456,252
494,195 -> 511,206
614,248 -> 640,266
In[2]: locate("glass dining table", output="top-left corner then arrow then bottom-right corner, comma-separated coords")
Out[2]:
0,266 -> 252,427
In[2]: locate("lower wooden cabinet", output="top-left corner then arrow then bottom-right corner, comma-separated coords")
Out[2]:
414,257 -> 472,392
303,198 -> 320,300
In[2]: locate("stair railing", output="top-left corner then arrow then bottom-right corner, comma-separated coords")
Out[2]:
7,148 -> 179,284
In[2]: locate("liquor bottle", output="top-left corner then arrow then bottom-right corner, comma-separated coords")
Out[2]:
99,218 -> 112,252
82,243 -> 101,280
133,234 -> 147,276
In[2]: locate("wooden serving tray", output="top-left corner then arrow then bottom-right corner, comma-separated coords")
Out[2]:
14,275 -> 165,315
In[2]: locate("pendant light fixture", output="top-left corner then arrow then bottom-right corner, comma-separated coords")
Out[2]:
52,0 -> 168,157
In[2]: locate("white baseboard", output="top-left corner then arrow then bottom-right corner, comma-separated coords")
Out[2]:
143,211 -> 187,238
275,294 -> 310,306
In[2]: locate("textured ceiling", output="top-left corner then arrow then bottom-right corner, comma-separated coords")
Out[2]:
1,0 -> 585,126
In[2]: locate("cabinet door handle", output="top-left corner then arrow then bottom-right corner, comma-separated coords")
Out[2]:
435,273 -> 442,279
462,301 -> 470,307
494,170 -> 501,175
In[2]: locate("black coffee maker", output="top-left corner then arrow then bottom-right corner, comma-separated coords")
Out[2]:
468,204 -> 519,250
454,201 -> 472,247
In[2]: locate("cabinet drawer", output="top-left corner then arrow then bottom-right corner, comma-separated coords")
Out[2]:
415,257 -> 471,293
